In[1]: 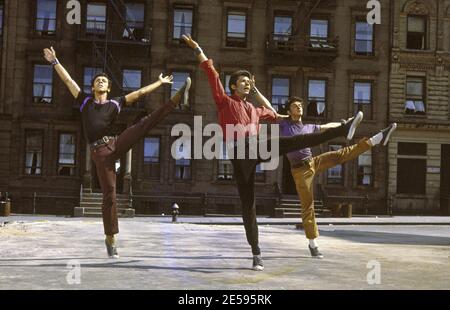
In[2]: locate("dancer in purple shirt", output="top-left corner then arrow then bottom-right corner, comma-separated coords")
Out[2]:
280,97 -> 397,258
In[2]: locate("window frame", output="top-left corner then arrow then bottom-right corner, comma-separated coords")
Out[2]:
143,136 -> 161,180
32,63 -> 54,105
307,78 -> 327,118
353,80 -> 373,119
24,130 -> 44,176
273,12 -> 293,42
172,4 -> 194,43
34,0 -> 58,36
169,70 -> 192,111
354,18 -> 374,56
173,137 -> 192,181
405,76 -> 426,115
406,14 -> 427,50
226,9 -> 248,48
85,2 -> 107,36
57,132 -> 77,177
122,68 -> 142,93
356,148 -> 373,187
271,76 -> 291,112
123,2 -> 146,40
327,144 -> 344,185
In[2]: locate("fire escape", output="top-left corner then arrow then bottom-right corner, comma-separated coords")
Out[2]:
76,0 -> 151,108
266,0 -> 339,66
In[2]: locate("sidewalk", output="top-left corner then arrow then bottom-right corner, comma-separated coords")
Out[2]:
2,214 -> 450,226
0,216 -> 449,290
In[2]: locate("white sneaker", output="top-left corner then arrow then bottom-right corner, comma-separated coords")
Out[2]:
346,111 -> 364,140
380,123 -> 397,146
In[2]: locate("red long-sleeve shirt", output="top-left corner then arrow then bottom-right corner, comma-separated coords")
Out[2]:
200,59 -> 277,141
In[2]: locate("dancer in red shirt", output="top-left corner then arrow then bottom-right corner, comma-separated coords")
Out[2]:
182,35 -> 363,271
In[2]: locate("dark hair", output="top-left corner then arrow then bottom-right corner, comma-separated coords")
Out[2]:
91,72 -> 111,88
285,96 -> 304,111
228,70 -> 252,93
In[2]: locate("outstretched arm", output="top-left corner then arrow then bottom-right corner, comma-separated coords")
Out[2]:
320,122 -> 342,132
43,47 -> 81,98
124,73 -> 173,105
182,35 -> 227,106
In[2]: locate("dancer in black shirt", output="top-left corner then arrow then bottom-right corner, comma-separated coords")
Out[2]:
43,47 -> 191,258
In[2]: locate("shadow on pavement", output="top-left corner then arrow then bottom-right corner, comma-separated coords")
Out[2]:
319,230 -> 450,246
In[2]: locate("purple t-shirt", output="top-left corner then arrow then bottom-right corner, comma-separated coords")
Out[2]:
279,119 -> 320,166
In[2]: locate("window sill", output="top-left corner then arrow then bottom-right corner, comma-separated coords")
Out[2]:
221,46 -> 251,52
31,102 -> 56,108
394,194 -> 427,199
403,114 -> 427,119
212,179 -> 235,185
32,33 -> 58,40
401,48 -> 434,54
350,54 -> 377,60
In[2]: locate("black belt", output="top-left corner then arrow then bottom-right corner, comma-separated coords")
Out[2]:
90,136 -> 115,150
291,158 -> 313,169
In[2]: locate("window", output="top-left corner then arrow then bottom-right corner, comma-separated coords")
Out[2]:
357,149 -> 372,186
58,133 -> 76,176
25,131 -> 44,176
173,6 -> 193,41
405,77 -> 426,115
36,0 -> 57,36
226,10 -> 247,47
143,137 -> 160,179
218,142 -> 233,180
122,69 -> 142,93
271,77 -> 289,112
0,1 -> 5,37
307,79 -> 326,117
33,64 -> 53,104
171,71 -> 190,110
407,15 -> 427,50
224,74 -> 232,96
397,142 -> 427,195
273,15 -> 292,41
355,20 -> 374,55
173,140 -> 191,180
83,67 -> 102,94
86,3 -> 106,35
354,81 -> 373,119
123,3 -> 145,40
327,145 -> 343,184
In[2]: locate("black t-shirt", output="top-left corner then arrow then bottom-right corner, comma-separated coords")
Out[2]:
76,92 -> 126,143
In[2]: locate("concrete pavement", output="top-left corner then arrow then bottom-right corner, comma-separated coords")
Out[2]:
0,216 -> 449,290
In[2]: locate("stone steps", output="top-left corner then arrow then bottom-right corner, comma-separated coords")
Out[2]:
75,193 -> 135,218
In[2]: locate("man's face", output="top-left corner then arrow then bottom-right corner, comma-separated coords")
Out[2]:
288,101 -> 303,118
92,76 -> 110,93
232,75 -> 251,97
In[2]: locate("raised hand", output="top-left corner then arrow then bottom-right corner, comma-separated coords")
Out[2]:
43,46 -> 57,63
250,75 -> 256,90
159,73 -> 174,84
181,35 -> 199,49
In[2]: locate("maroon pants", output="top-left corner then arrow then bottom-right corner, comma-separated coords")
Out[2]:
91,100 -> 176,235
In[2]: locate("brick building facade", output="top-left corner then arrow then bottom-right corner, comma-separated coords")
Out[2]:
0,0 -> 419,216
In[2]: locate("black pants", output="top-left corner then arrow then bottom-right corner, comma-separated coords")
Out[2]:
231,124 -> 347,255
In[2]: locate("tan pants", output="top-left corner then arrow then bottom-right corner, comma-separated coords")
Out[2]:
291,139 -> 372,239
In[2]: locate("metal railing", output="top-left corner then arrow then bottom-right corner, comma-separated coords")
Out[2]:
267,33 -> 339,52
78,21 -> 151,44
